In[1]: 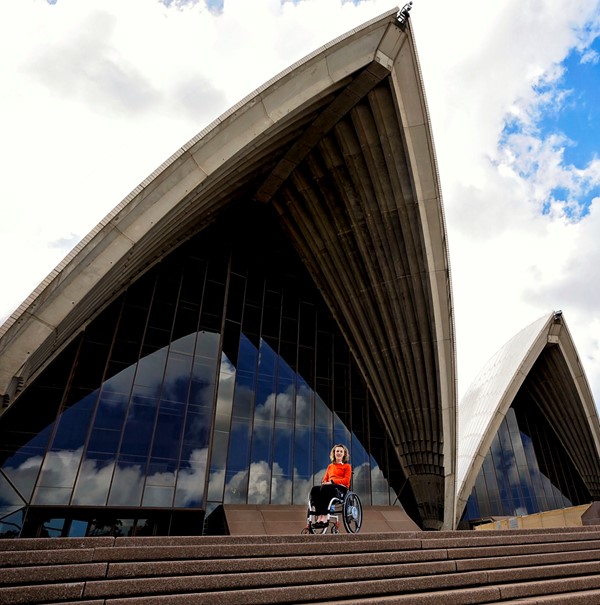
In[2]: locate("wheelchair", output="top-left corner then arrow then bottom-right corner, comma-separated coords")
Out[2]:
302,486 -> 362,534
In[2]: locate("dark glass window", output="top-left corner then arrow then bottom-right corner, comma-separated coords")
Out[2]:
464,402 -> 590,523
0,203 -> 407,537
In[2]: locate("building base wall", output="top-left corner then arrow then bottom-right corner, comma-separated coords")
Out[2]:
223,504 -> 420,535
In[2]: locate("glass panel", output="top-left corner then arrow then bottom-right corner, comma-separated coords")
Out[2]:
146,459 -> 177,487
115,518 -> 136,537
223,468 -> 248,503
181,408 -> 212,454
522,430 -> 546,512
51,392 -> 97,451
293,468 -> 312,505
87,516 -> 122,537
152,401 -> 185,460
162,352 -> 193,404
247,461 -> 272,504
120,401 -> 157,459
271,472 -> 292,504
101,365 -> 136,402
41,518 -> 66,538
132,519 -> 151,536
489,431 -> 512,515
200,274 -> 226,332
174,446 -> 207,508
37,448 -> 82,491
87,428 -> 121,455
293,379 -> 314,504
1,443 -> 47,502
170,332 -> 196,356
213,354 -> 235,434
262,289 -> 281,340
247,339 -> 278,505
371,460 -> 389,505
225,421 -> 251,502
32,485 -> 73,505
226,273 -> 246,325
351,433 -> 370,501
233,335 -> 258,419
189,331 -> 219,410
272,356 -> 295,504
0,471 -> 26,513
142,485 -> 175,507
107,456 -> 145,506
68,519 -> 89,537
275,359 -> 295,421
134,347 -> 168,388
207,430 -> 228,502
195,331 -> 220,362
0,508 -> 25,538
313,395 -> 331,483
273,427 -> 292,482
72,453 -> 115,506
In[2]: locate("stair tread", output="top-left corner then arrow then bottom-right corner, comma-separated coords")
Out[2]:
2,528 -> 600,604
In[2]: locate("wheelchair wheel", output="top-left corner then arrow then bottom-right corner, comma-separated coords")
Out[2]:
342,492 -> 362,533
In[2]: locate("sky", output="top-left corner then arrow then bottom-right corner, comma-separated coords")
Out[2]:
2,0 -> 600,408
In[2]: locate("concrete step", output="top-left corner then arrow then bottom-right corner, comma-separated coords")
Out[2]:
2,527 -> 600,604
223,504 -> 420,535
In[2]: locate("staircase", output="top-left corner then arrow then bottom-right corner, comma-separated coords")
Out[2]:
2,526 -> 600,604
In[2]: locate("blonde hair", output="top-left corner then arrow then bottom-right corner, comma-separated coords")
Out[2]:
330,444 -> 349,463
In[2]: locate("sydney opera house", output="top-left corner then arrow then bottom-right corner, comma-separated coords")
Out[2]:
1,7 -> 599,539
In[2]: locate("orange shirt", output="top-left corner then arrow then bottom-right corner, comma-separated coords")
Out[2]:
322,462 -> 352,488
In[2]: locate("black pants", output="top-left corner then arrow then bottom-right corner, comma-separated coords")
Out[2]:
309,484 -> 348,514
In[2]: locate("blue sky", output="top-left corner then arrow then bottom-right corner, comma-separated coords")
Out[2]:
558,44 -> 600,169
498,30 -> 600,219
549,41 -> 600,214
2,0 -> 600,406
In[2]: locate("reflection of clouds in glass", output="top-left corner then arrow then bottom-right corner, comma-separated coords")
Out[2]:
253,389 -> 294,440
7,445 -> 208,508
68,458 -> 110,505
255,392 -> 277,423
4,454 -> 45,492
220,353 -> 235,376
232,384 -> 254,420
103,332 -> 218,403
247,461 -> 284,504
295,383 -> 312,429
102,365 -> 136,401
0,472 -> 26,507
214,353 -> 236,424
352,461 -> 370,486
239,461 -> 292,504
38,448 -> 83,490
132,349 -> 168,392
175,448 -> 208,506
222,461 -> 333,506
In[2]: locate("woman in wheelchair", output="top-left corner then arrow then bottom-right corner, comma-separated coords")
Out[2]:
309,444 -> 352,525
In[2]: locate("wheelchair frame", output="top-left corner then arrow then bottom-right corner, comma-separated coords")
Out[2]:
302,487 -> 362,534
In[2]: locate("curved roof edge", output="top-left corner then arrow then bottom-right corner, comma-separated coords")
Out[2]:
0,7 -> 402,401
389,23 -> 457,529
455,311 -> 600,526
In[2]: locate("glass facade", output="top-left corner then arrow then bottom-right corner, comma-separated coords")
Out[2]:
463,397 -> 591,524
0,205 -> 406,538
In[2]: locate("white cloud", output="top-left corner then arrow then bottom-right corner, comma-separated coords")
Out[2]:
2,0 -> 600,415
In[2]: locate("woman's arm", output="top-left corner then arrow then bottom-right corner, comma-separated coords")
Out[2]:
342,464 -> 352,487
